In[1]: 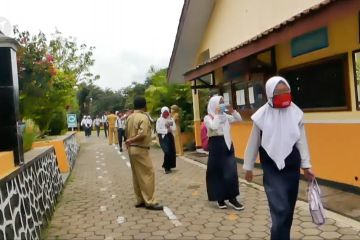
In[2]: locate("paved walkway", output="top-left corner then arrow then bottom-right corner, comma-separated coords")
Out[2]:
43,136 -> 360,240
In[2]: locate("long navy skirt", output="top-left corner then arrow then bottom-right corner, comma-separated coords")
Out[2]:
259,146 -> 301,240
158,133 -> 176,170
206,136 -> 239,201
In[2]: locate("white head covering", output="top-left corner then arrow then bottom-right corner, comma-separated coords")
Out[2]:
207,95 -> 232,150
160,106 -> 170,118
251,76 -> 303,170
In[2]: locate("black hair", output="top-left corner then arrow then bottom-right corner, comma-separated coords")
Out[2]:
133,96 -> 147,110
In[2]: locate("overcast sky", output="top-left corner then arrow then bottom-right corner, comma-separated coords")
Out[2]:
1,0 -> 183,90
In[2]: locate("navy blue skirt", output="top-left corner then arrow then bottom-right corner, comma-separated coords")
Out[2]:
260,146 -> 301,240
206,136 -> 239,201
158,133 -> 176,170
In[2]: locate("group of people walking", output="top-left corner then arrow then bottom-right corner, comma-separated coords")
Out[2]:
81,76 -> 315,240
80,110 -> 129,152
125,76 -> 315,240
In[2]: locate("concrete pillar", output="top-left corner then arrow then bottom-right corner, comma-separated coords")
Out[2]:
192,86 -> 202,148
0,32 -> 23,165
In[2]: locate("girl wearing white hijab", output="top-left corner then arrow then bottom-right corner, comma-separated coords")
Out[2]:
244,76 -> 315,240
156,106 -> 177,174
204,95 -> 243,210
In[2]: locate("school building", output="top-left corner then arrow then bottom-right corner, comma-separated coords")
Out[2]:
168,0 -> 360,189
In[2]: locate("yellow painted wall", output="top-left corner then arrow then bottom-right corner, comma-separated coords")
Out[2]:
195,0 -> 323,65
194,120 -> 202,148
276,12 -> 360,120
0,151 -> 17,179
231,122 -> 360,188
33,140 -> 70,173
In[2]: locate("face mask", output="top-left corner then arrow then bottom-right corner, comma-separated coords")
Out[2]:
162,111 -> 170,118
272,93 -> 292,108
219,103 -> 227,113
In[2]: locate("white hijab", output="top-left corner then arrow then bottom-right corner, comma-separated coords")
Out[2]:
160,106 -> 170,118
251,76 -> 303,170
207,95 -> 232,150
157,106 -> 172,137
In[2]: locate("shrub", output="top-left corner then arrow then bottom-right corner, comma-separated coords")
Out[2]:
48,110 -> 67,135
23,119 -> 40,152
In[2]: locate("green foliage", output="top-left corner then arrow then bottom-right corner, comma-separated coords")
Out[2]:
76,83 -> 126,116
48,110 -> 67,135
23,119 -> 40,152
14,26 -> 98,135
145,68 -> 193,132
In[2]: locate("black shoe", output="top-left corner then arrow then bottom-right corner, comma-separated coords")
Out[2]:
165,169 -> 171,174
120,148 -> 123,152
228,198 -> 244,211
135,202 -> 146,208
217,200 -> 227,209
145,203 -> 163,211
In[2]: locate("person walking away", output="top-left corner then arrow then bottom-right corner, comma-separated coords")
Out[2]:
94,115 -> 101,137
80,116 -> 86,136
86,116 -> 93,137
156,107 -> 177,174
116,111 -> 126,152
107,111 -> 118,145
101,112 -> 108,138
125,96 -> 163,210
244,76 -> 315,240
205,95 -> 244,210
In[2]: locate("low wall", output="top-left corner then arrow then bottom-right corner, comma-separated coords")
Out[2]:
33,132 -> 79,173
0,147 -> 63,239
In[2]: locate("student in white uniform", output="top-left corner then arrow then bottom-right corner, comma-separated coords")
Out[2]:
85,116 -> 93,137
116,111 -> 126,152
243,76 -> 315,240
204,96 -> 244,211
94,115 -> 101,137
80,116 -> 87,136
156,107 -> 176,174
101,112 -> 108,138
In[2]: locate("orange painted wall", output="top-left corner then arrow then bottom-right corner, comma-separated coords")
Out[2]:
0,151 -> 17,179
230,122 -> 360,188
33,140 -> 70,173
194,120 -> 202,147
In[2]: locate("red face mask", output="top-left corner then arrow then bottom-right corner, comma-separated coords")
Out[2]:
272,93 -> 292,108
162,111 -> 170,118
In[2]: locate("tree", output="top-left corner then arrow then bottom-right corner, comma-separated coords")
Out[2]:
14,26 -> 98,135
145,67 -> 193,132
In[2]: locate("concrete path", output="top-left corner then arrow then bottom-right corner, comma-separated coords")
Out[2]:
43,135 -> 360,239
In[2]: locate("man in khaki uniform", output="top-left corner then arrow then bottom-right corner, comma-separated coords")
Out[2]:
125,96 -> 163,210
107,111 -> 118,145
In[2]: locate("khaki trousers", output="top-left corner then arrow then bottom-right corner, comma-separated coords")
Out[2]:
108,127 -> 118,145
128,147 -> 157,205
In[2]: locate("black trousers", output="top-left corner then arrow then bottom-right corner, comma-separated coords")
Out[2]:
103,124 -> 108,138
259,146 -> 301,240
117,128 -> 126,149
95,125 -> 100,136
85,126 -> 92,136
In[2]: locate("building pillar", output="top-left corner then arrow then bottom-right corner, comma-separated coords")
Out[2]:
192,87 -> 202,148
0,32 -> 23,165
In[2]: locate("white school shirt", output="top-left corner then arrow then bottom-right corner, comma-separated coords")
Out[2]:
243,122 -> 312,171
115,117 -> 125,129
156,117 -> 176,138
101,115 -> 107,123
94,118 -> 101,126
204,111 -> 242,137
